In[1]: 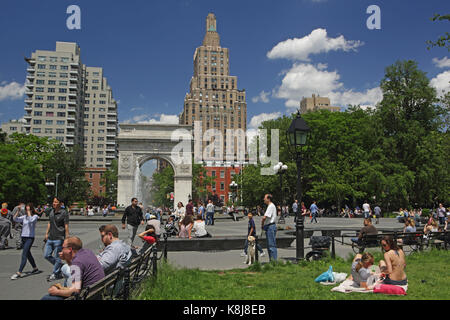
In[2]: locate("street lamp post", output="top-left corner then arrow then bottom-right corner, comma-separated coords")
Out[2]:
273,162 -> 288,224
55,173 -> 60,198
287,110 -> 310,261
229,181 -> 238,204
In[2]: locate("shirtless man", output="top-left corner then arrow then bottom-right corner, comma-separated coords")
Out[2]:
379,236 -> 407,286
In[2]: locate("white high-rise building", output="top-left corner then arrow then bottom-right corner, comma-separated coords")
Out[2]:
23,42 -> 118,168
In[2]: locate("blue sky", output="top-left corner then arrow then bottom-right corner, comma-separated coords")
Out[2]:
0,0 -> 449,131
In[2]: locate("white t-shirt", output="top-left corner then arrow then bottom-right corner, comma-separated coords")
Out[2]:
193,221 -> 208,237
264,203 -> 277,225
176,207 -> 185,219
362,203 -> 370,213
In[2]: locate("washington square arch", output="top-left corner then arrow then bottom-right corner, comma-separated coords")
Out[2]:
116,123 -> 193,207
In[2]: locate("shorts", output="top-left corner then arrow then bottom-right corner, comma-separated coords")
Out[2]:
383,277 -> 407,286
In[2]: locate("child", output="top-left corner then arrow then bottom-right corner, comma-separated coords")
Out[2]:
240,212 -> 265,258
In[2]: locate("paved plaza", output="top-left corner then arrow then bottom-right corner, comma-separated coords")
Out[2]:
0,215 -> 404,300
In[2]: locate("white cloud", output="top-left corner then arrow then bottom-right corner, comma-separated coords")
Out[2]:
0,81 -> 25,101
124,113 -> 180,124
267,28 -> 363,61
273,63 -> 382,109
432,57 -> 450,69
130,107 -> 144,112
249,112 -> 282,129
251,90 -> 271,103
430,70 -> 450,96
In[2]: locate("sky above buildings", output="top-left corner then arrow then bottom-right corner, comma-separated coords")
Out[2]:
0,0 -> 449,135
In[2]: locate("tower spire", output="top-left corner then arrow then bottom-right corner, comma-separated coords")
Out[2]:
202,13 -> 220,47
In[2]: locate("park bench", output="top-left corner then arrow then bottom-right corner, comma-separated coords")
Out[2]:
66,244 -> 157,300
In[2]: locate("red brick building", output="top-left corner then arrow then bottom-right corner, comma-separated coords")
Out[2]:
85,168 -> 107,197
204,165 -> 242,204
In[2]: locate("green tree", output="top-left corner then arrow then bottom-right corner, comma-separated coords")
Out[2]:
42,145 -> 91,206
0,143 -> 47,206
426,14 -> 450,51
101,159 -> 118,204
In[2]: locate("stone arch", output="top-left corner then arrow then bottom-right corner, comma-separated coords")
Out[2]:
116,123 -> 192,208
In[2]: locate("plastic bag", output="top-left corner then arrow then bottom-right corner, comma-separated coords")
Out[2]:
332,272 -> 347,283
315,266 -> 335,283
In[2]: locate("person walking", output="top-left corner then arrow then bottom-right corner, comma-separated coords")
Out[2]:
44,197 -> 69,281
11,202 -> 26,249
0,203 -> 12,250
374,205 -> 381,224
437,203 -> 446,226
310,201 -> 319,223
122,198 -> 144,247
10,203 -> 40,279
362,201 -> 371,219
206,200 -> 215,226
261,194 -> 277,261
185,199 -> 194,217
292,200 -> 298,223
198,201 -> 206,221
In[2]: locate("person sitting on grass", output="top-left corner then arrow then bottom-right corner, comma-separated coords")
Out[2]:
350,252 -> 375,289
178,215 -> 194,239
379,235 -> 407,286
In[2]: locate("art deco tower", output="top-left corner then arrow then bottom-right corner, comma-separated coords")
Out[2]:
180,13 -> 247,160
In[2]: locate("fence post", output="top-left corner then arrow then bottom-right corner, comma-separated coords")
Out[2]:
123,268 -> 130,300
152,245 -> 158,278
331,235 -> 336,259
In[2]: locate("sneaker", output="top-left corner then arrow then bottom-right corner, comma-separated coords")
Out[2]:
30,269 -> 40,275
259,252 -> 266,257
240,252 -> 246,257
11,273 -> 21,280
47,273 -> 62,282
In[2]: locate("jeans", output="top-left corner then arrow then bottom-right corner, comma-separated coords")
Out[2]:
364,211 -> 370,219
61,263 -> 72,287
351,238 -> 361,245
44,239 -> 63,276
41,294 -> 65,300
243,237 -> 263,254
265,224 -> 277,261
206,212 -> 214,225
311,212 -> 318,223
127,224 -> 139,246
439,217 -> 445,225
19,237 -> 37,273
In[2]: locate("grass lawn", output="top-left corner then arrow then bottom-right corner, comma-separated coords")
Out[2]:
134,249 -> 450,300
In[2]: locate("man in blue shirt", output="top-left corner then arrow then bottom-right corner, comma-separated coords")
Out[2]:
198,201 -> 206,221
310,201 -> 319,223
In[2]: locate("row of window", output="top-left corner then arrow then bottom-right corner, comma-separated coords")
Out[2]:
35,87 -> 69,93
35,95 -> 70,101
33,120 -> 65,125
83,114 -> 106,119
31,128 -> 65,134
33,111 -> 66,117
85,100 -> 107,105
34,103 -> 67,109
35,80 -> 69,86
37,56 -> 70,63
84,107 -> 107,112
37,64 -> 69,70
35,72 -> 75,78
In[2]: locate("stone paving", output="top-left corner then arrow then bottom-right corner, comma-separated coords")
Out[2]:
0,214 -> 404,300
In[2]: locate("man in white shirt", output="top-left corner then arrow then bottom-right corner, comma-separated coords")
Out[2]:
261,194 -> 277,261
362,202 -> 371,219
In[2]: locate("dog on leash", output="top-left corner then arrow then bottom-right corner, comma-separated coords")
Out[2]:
245,236 -> 256,265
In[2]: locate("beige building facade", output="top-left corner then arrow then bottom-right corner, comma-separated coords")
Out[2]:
1,119 -> 25,136
180,13 -> 247,160
300,94 -> 341,113
23,42 -> 118,168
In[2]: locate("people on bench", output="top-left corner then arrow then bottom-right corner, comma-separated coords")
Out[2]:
192,214 -> 212,238
351,218 -> 378,246
97,225 -> 132,274
178,215 -> 194,239
41,236 -> 105,300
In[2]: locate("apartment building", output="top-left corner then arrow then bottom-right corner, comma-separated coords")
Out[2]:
300,94 -> 341,113
1,119 -> 25,136
23,42 -> 118,169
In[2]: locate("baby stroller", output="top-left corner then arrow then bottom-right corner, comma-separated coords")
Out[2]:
305,236 -> 331,261
164,222 -> 178,237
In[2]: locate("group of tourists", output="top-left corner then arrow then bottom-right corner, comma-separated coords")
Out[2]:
2,197 -> 156,300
